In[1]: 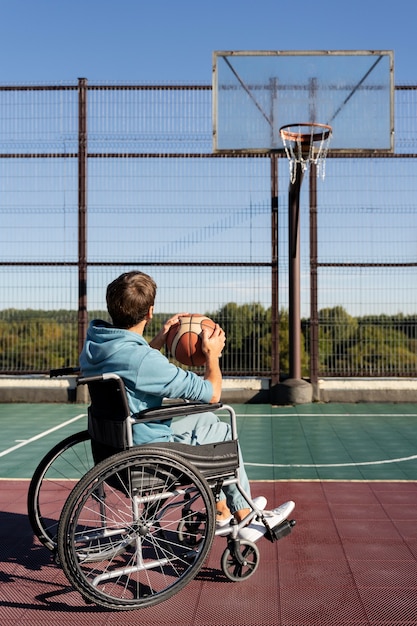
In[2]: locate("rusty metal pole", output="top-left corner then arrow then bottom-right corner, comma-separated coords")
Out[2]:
309,161 -> 319,385
288,162 -> 304,380
78,78 -> 88,357
271,153 -> 279,385
272,158 -> 313,405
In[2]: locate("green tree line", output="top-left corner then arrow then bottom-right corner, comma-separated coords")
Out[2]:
0,305 -> 416,375
309,306 -> 417,376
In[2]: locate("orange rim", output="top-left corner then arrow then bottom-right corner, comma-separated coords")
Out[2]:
279,122 -> 332,145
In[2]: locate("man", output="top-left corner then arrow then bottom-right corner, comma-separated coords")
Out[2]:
80,271 -> 294,540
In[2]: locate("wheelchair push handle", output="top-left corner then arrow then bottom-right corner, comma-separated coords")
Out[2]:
50,366 -> 80,378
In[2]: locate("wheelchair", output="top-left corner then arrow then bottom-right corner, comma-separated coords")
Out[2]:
28,368 -> 296,611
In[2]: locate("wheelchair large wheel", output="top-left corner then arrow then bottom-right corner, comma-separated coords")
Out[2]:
57,446 -> 215,611
27,430 -> 92,552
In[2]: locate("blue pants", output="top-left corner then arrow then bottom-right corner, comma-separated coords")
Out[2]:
169,411 -> 251,514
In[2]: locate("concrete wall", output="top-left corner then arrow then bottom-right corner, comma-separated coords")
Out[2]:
316,378 -> 417,404
1,375 -> 416,404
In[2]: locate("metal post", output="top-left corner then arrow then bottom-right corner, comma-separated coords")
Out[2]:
288,162 -> 304,380
309,161 -> 319,385
271,153 -> 279,385
78,78 -> 88,357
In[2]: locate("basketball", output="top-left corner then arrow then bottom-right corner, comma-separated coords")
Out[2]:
166,314 -> 216,366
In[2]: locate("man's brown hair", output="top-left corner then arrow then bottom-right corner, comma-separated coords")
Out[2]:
106,271 -> 157,328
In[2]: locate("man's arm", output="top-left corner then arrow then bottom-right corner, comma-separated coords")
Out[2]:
201,324 -> 226,403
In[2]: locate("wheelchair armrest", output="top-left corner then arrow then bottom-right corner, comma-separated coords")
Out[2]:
133,402 -> 223,423
77,373 -> 123,385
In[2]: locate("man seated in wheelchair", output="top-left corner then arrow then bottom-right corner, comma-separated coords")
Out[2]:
80,271 -> 294,542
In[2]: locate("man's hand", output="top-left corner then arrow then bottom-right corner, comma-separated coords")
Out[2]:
201,323 -> 225,360
149,313 -> 189,350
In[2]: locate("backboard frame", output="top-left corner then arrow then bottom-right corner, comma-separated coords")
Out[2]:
212,50 -> 395,154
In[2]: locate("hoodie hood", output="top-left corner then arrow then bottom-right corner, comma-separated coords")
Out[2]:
81,319 -> 148,369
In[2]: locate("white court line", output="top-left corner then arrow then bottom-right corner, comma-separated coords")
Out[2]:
239,411 -> 417,467
236,413 -> 416,418
245,455 -> 417,468
0,413 -> 87,458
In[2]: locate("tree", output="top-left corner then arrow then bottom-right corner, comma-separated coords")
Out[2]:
318,306 -> 358,375
347,323 -> 417,375
210,302 -> 268,372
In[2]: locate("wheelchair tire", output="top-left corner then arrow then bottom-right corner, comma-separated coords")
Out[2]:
221,539 -> 260,582
27,430 -> 92,552
57,446 -> 216,611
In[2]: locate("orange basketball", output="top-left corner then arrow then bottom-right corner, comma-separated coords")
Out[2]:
166,314 -> 216,366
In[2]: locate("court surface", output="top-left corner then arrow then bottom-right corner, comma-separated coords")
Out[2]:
1,401 -> 417,625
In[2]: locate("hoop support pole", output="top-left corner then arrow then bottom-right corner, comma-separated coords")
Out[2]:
288,162 -> 304,380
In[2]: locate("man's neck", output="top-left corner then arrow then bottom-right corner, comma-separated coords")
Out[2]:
127,320 -> 147,336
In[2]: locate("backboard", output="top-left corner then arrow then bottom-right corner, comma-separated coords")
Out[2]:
212,50 -> 394,153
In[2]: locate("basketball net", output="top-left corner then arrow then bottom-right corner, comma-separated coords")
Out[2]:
279,123 -> 332,184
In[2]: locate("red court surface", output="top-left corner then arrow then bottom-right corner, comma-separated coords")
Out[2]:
2,478 -> 417,625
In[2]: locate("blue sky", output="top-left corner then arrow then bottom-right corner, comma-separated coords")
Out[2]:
0,0 -> 416,84
1,0 -> 416,317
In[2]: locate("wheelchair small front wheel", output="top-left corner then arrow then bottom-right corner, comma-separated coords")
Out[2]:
221,539 -> 260,582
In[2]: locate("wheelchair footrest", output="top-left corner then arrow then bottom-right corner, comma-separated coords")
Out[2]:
266,518 -> 296,543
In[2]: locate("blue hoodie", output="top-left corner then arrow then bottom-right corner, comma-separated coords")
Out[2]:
80,320 -> 213,445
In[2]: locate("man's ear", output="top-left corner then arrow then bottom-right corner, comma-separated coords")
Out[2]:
147,305 -> 154,320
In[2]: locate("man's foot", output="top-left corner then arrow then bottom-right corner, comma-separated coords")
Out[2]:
238,500 -> 295,543
216,500 -> 232,527
216,512 -> 233,528
215,496 -> 268,530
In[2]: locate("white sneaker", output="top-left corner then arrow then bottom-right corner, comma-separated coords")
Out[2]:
215,513 -> 233,529
238,500 -> 295,543
251,495 -> 267,513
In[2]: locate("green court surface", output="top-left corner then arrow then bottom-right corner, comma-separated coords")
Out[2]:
1,402 -> 417,482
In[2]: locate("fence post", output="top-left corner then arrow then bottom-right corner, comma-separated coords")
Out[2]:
78,78 -> 88,358
309,162 -> 319,389
271,153 -> 280,385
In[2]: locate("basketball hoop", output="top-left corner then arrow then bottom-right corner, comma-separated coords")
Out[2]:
279,123 -> 332,184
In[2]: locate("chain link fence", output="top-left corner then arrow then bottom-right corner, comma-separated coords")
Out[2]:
0,82 -> 416,378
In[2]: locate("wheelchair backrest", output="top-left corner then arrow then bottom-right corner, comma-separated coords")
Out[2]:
77,374 -> 132,464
